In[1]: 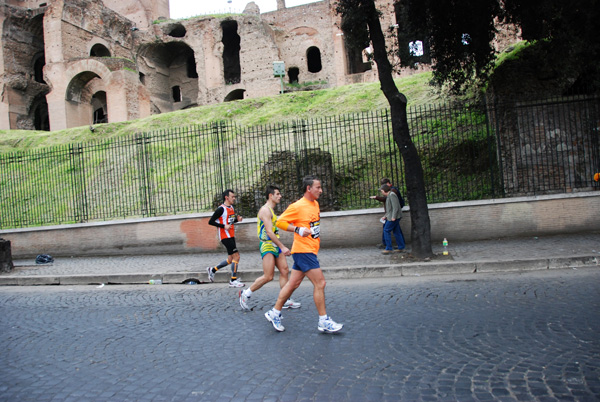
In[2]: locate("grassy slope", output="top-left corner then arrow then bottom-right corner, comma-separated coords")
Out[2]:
0,72 -> 441,153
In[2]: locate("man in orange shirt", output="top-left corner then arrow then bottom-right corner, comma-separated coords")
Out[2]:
264,176 -> 344,333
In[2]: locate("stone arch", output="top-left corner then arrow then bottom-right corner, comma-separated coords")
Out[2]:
306,46 -> 322,73
62,60 -> 112,128
137,41 -> 198,112
30,93 -> 49,131
32,52 -> 46,84
224,89 -> 245,102
221,20 -> 241,85
90,43 -> 111,57
88,39 -> 112,57
1,12 -> 47,129
164,22 -> 186,38
66,71 -> 103,103
91,91 -> 108,124
64,60 -> 111,102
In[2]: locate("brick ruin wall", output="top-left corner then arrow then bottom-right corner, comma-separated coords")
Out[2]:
0,0 -> 443,132
492,97 -> 600,196
0,0 -> 521,133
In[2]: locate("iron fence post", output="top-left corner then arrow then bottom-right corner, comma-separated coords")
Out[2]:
69,144 -> 89,222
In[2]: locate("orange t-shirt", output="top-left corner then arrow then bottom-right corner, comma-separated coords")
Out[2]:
276,197 -> 321,254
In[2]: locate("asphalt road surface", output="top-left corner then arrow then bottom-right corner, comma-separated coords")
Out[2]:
1,268 -> 599,401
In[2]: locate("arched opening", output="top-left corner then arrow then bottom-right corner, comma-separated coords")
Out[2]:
64,69 -> 106,128
343,41 -> 372,74
187,55 -> 198,78
288,67 -> 299,84
172,86 -> 182,102
224,89 -> 245,102
340,16 -> 372,75
221,20 -> 241,84
137,41 -> 198,112
31,95 -> 49,131
90,44 -> 111,57
306,46 -> 322,73
167,23 -> 186,38
66,71 -> 101,102
3,13 -> 47,129
91,91 -> 108,124
32,52 -> 45,84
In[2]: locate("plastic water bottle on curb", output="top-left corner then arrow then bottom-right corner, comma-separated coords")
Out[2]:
442,238 -> 449,256
149,279 -> 162,285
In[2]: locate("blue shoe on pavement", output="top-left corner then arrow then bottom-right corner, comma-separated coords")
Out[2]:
265,309 -> 285,332
318,316 -> 343,333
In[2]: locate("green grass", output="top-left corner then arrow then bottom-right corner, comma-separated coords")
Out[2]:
0,72 -> 503,229
0,72 -> 440,153
495,40 -> 532,67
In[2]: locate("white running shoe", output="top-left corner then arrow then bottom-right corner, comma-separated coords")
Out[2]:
282,298 -> 301,309
239,289 -> 250,310
265,309 -> 285,332
318,316 -> 344,333
229,278 -> 245,288
206,267 -> 214,283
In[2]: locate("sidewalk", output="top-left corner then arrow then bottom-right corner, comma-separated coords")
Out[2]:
1,232 -> 599,286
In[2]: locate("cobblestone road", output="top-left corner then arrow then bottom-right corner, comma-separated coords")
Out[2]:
1,268 -> 599,401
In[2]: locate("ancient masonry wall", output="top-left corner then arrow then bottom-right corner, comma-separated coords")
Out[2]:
0,0 -> 519,132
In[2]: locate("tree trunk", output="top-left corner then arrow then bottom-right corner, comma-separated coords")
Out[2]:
365,1 -> 433,258
0,238 -> 14,273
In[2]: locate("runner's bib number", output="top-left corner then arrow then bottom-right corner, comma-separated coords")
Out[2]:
310,221 -> 320,238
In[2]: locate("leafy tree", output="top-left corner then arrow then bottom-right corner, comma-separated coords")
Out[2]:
501,0 -> 600,91
396,0 -> 500,93
336,0 -> 433,258
398,0 -> 600,94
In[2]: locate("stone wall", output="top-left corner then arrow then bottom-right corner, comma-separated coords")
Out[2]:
1,192 -> 597,258
0,0 -> 521,133
495,96 -> 600,195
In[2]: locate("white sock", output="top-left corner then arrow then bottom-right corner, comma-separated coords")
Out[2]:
244,289 -> 252,297
319,314 -> 328,321
273,308 -> 281,316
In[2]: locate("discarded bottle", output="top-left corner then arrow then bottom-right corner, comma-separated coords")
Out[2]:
442,238 -> 449,256
149,279 -> 162,285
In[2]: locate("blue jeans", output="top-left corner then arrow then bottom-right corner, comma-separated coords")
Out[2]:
383,219 -> 405,251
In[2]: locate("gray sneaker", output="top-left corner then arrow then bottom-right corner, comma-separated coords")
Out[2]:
283,298 -> 301,309
239,289 -> 250,311
206,267 -> 215,282
265,309 -> 285,332
318,316 -> 343,333
229,278 -> 245,288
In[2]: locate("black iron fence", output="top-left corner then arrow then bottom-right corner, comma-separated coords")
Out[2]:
1,95 -> 598,229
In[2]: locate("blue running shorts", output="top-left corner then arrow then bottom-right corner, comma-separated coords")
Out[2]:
292,253 -> 320,272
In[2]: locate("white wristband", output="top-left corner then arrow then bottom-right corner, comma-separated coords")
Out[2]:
295,227 -> 307,236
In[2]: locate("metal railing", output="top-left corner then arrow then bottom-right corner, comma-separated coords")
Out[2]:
1,96 -> 598,229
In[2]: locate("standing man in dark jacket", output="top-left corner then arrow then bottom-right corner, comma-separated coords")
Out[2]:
370,178 -> 405,249
379,184 -> 406,254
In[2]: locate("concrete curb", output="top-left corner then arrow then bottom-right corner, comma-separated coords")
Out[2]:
0,256 -> 597,286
